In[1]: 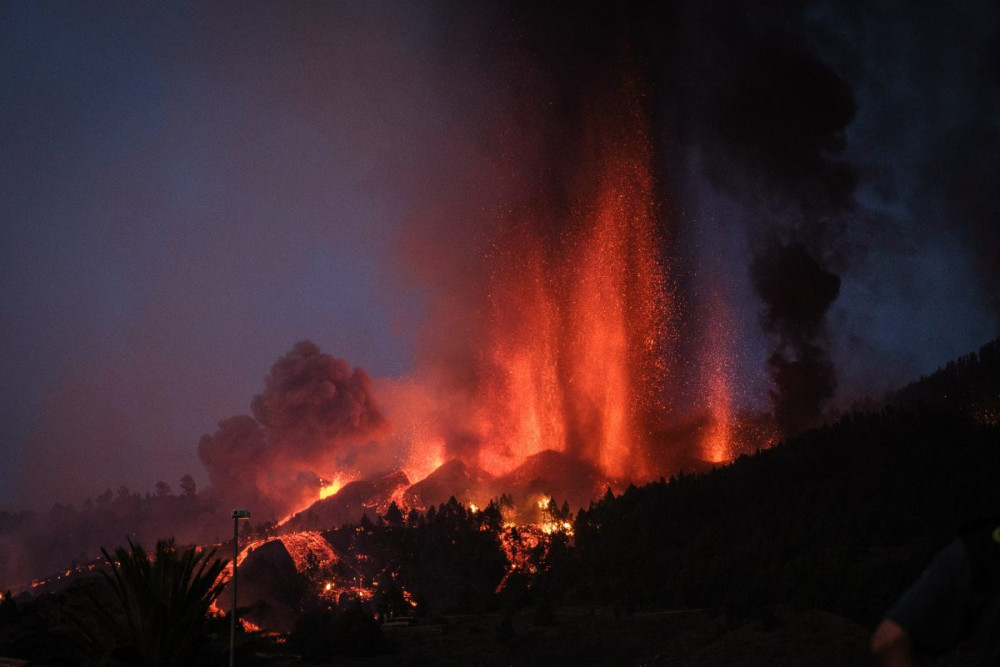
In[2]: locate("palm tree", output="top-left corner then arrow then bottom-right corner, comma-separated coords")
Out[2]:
62,538 -> 228,666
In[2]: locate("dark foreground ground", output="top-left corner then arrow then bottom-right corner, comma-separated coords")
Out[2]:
318,605 -> 875,666
1,601 -> 986,665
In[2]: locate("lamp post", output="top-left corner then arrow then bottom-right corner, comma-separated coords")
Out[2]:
230,509 -> 251,667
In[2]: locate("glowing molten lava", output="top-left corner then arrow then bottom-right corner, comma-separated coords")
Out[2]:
319,476 -> 344,500
420,80 -> 673,485
702,288 -> 737,464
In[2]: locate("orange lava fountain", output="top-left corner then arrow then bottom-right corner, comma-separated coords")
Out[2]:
702,287 -> 737,464
434,79 -> 674,484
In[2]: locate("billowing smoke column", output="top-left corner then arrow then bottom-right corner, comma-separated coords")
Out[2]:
698,36 -> 857,434
198,341 -> 389,519
751,241 -> 841,435
249,341 -> 387,460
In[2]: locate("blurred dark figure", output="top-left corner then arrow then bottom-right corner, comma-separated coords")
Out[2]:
872,518 -> 1000,665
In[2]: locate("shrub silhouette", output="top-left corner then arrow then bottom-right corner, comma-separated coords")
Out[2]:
58,538 -> 228,666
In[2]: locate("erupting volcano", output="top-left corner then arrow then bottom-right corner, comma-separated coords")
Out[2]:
7,2 -> 1000,662
201,73 -> 775,530
193,73 -> 769,527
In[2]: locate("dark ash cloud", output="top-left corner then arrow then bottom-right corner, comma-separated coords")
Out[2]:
198,341 -> 389,519
751,240 -> 841,434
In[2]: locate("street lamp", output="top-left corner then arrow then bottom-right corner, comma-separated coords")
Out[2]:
230,509 -> 251,667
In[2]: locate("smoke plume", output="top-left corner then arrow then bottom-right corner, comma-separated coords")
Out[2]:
250,341 -> 388,460
656,5 -> 858,432
197,416 -> 270,514
751,241 -> 841,434
198,341 -> 389,519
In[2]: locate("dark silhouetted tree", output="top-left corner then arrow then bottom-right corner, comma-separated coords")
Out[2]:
59,538 -> 228,666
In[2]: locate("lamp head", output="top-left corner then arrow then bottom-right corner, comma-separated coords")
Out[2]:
232,509 -> 251,520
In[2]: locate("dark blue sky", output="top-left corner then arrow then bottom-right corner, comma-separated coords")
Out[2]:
1,2 -> 438,507
2,1 -> 997,509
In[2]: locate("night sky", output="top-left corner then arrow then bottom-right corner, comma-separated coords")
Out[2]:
2,1 -> 997,511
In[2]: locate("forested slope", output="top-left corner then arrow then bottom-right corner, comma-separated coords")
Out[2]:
551,405 -> 1000,626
